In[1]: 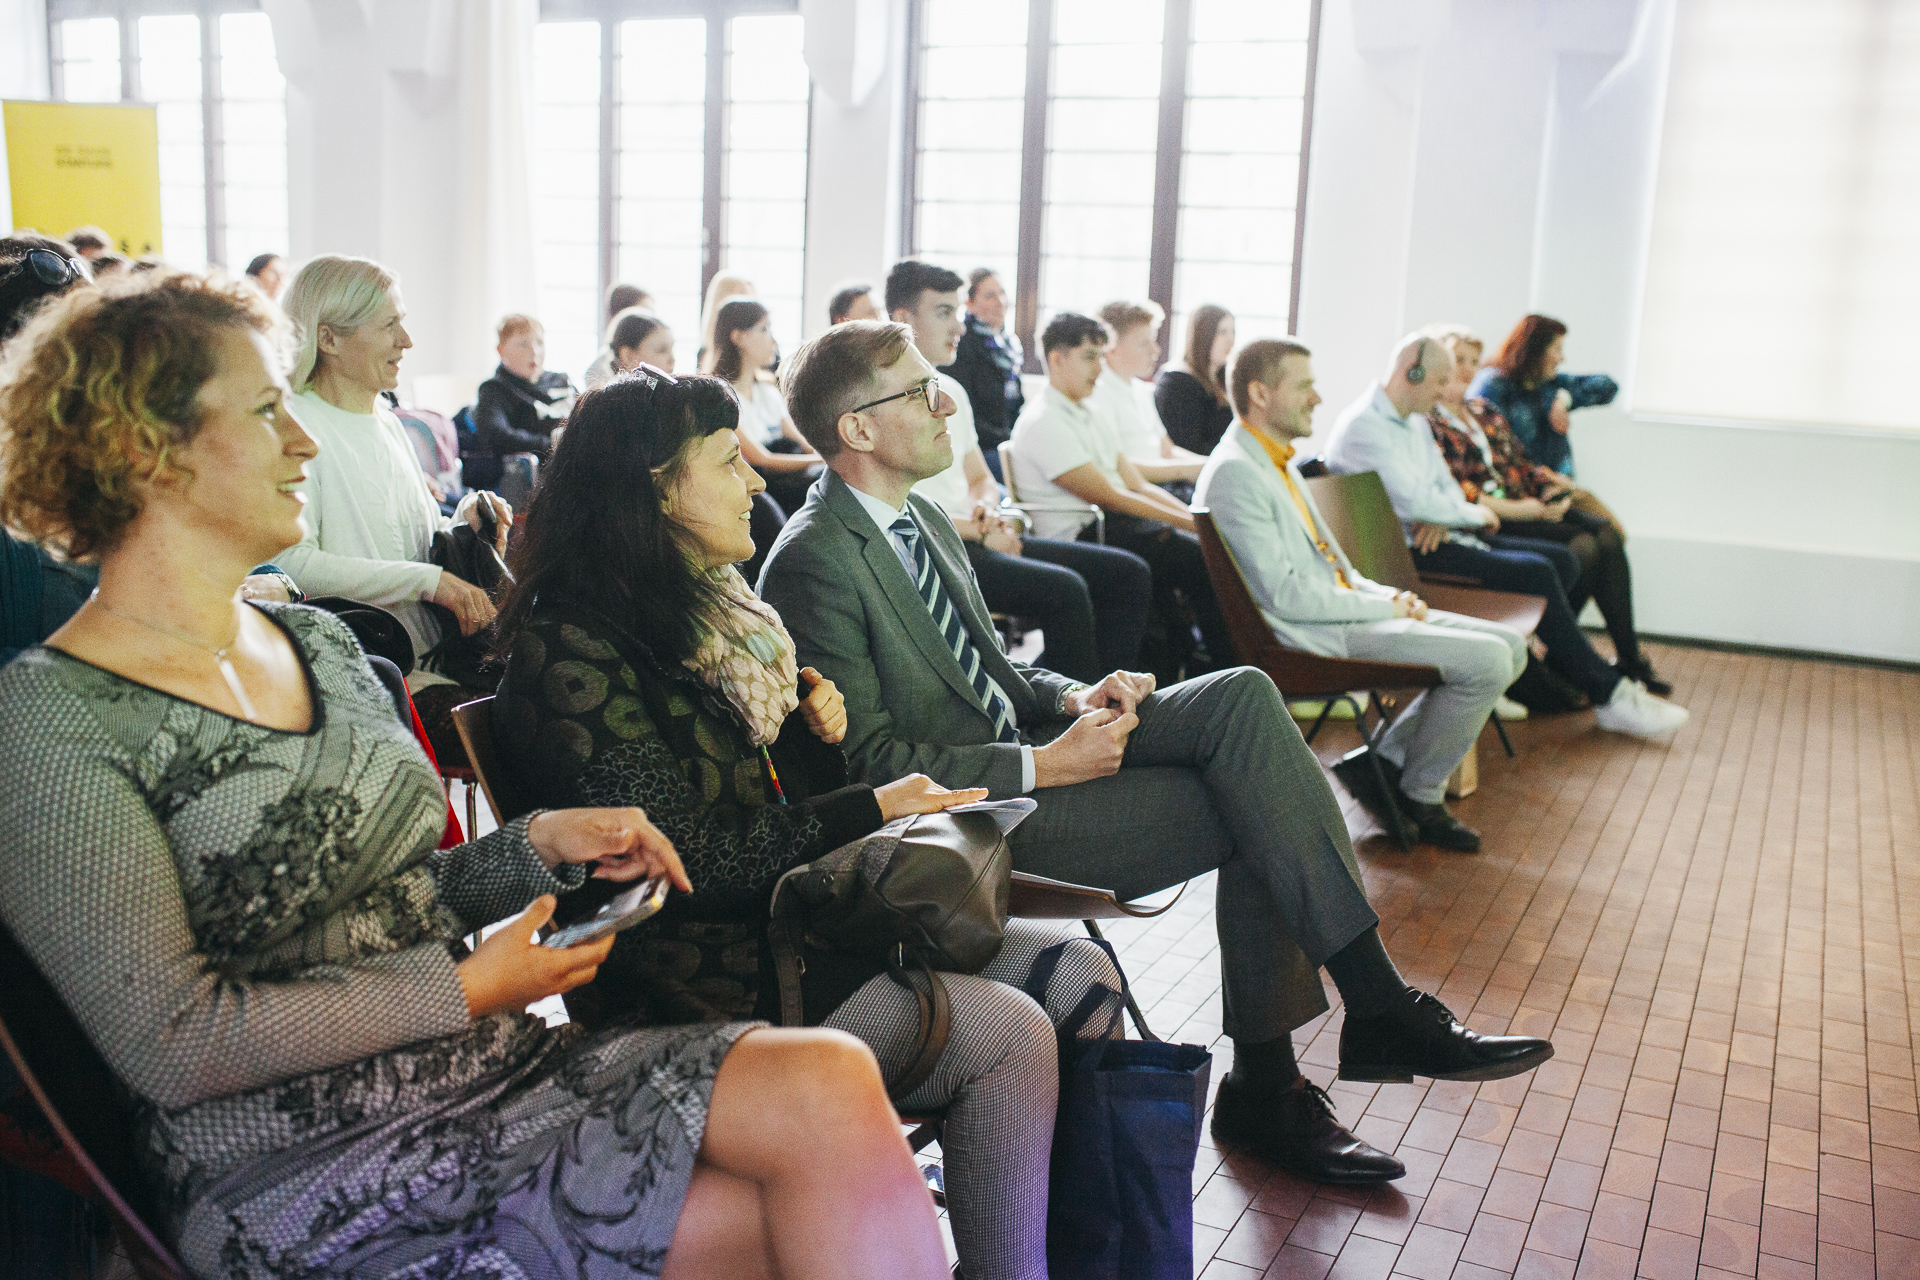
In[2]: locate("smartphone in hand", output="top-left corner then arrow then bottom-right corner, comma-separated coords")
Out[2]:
543,877 -> 670,949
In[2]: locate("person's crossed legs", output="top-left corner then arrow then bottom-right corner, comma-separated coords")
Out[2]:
1007,666 -> 1554,1183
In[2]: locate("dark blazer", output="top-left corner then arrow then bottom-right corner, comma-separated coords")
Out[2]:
467,365 -> 573,488
940,315 -> 1024,455
758,471 -> 1080,799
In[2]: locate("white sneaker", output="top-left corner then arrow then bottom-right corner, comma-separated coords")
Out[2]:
1594,678 -> 1690,740
1493,695 -> 1529,721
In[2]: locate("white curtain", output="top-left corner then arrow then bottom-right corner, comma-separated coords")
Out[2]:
1635,0 -> 1920,430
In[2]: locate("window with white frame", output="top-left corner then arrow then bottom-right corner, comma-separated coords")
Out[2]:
909,0 -> 1318,366
48,3 -> 288,273
533,2 -> 811,382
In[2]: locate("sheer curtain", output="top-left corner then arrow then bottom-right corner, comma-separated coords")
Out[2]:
1635,0 -> 1920,431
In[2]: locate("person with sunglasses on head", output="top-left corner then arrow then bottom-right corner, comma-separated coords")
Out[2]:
759,319 -> 1559,1189
1,236 -> 99,669
0,270 -> 951,1280
493,365 -> 1129,1280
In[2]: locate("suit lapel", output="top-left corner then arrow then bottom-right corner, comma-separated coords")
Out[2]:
823,475 -> 994,718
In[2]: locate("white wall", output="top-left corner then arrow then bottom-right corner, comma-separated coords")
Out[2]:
266,0 -> 536,405
1295,0 -> 1920,662
0,0 -> 50,231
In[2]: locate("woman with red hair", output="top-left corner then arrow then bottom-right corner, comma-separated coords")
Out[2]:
1467,314 -> 1617,477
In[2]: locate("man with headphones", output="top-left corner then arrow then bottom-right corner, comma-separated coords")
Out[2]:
1326,334 -> 1691,743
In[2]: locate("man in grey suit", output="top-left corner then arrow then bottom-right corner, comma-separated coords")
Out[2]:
758,321 -> 1554,1184
1193,338 -> 1526,851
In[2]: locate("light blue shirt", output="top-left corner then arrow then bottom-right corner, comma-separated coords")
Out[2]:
1324,384 -> 1495,546
843,482 -> 1036,793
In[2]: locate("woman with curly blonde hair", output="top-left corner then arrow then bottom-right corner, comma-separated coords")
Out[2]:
0,268 -> 947,1280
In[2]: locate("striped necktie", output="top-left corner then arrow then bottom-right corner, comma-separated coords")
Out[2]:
890,514 -> 1019,744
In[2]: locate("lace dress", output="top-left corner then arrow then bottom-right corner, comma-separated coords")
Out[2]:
0,604 -> 751,1279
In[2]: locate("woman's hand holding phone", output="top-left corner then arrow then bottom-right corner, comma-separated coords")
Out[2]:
456,895 -> 613,1018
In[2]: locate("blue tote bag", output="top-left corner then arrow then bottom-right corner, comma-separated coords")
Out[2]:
1026,939 -> 1213,1280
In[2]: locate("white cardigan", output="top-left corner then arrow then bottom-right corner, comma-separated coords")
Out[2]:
276,389 -> 451,659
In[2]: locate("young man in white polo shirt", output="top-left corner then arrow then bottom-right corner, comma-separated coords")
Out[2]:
1008,311 -> 1231,678
1092,299 -> 1206,493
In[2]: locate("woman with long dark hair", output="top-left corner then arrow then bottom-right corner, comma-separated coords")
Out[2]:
1154,303 -> 1237,454
1468,314 -> 1618,478
493,368 -> 1129,1280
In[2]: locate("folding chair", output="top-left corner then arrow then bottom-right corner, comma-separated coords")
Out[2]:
0,928 -> 189,1280
997,442 -> 1105,543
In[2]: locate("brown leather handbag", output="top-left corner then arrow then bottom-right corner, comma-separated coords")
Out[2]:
766,801 -> 1028,1101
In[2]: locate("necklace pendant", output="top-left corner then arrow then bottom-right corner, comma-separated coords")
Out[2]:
214,652 -> 261,722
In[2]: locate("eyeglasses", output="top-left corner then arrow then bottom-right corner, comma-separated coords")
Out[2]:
25,249 -> 90,288
850,377 -> 946,416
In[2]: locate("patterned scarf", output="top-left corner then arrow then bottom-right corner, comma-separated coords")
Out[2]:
682,566 -> 800,746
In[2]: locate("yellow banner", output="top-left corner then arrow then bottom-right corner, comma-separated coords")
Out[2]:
4,100 -> 163,257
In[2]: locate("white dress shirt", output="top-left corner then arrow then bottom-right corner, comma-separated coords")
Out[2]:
1324,384 -> 1495,542
843,482 -> 1035,792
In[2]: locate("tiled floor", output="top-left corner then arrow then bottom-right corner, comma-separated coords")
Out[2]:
1092,642 -> 1920,1280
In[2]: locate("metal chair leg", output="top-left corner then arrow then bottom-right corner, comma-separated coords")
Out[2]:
464,780 -> 478,837
1490,713 -> 1515,758
1349,695 -> 1413,851
1304,698 -> 1336,745
1082,919 -> 1156,1041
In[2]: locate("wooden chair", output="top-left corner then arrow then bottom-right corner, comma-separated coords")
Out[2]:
1301,471 -> 1548,640
1191,510 -> 1437,850
0,929 -> 189,1279
997,442 -> 1105,543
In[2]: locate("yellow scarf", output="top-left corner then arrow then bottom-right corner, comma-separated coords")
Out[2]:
1244,424 -> 1352,591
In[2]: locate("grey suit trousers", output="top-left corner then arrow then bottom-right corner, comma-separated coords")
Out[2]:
1010,666 -> 1379,1042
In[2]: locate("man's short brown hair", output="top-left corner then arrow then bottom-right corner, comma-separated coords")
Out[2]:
1096,299 -> 1164,341
779,320 -> 914,458
1228,338 -> 1312,419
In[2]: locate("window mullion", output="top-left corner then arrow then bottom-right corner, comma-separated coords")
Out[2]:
898,0 -> 924,255
1147,0 -> 1189,364
701,5 -> 726,299
201,3 -> 225,268
1286,0 -> 1323,334
118,4 -> 137,102
1012,0 -> 1053,373
598,15 -> 619,322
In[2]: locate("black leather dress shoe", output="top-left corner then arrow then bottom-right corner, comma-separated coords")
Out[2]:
1330,749 -> 1403,832
1340,991 -> 1554,1084
1396,795 -> 1481,852
1210,1072 -> 1405,1184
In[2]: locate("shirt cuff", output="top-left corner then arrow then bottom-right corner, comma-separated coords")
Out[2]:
1020,745 -> 1035,794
